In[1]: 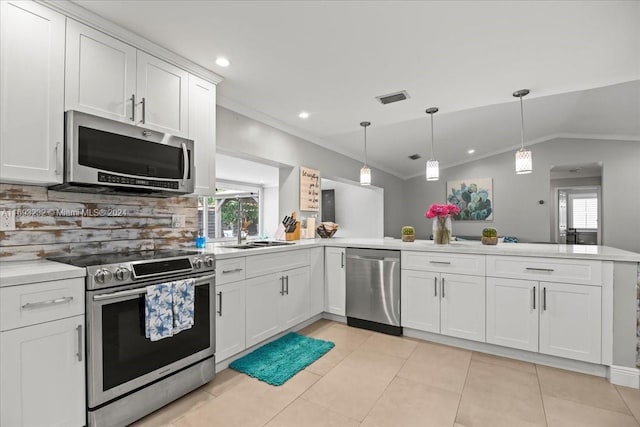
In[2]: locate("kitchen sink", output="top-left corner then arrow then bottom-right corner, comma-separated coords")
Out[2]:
223,240 -> 295,249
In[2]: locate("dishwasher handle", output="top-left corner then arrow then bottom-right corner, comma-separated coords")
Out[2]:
346,254 -> 400,263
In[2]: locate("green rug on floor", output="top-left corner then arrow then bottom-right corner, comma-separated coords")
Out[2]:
229,332 -> 335,386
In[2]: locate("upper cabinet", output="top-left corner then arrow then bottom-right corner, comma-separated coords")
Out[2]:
0,1 -> 65,185
189,74 -> 216,195
65,20 -> 189,138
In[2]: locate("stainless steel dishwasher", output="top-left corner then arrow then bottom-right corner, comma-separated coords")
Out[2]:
345,248 -> 401,335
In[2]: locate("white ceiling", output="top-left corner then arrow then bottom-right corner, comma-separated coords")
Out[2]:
72,0 -> 640,179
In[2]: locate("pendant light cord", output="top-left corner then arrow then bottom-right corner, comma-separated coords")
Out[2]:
363,125 -> 368,166
519,95 -> 525,150
430,113 -> 435,159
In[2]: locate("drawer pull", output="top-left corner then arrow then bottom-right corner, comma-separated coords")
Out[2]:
22,296 -> 74,310
222,268 -> 243,274
525,267 -> 555,272
430,261 -> 451,265
76,325 -> 83,362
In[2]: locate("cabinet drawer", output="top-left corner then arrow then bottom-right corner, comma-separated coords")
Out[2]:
401,251 -> 485,275
216,257 -> 246,285
486,256 -> 602,286
245,249 -> 309,278
0,278 -> 85,331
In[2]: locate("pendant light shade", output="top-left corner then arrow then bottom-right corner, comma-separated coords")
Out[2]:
359,121 -> 371,185
513,89 -> 532,174
425,107 -> 439,181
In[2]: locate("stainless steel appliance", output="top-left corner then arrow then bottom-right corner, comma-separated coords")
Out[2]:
51,110 -> 195,196
345,248 -> 401,335
49,249 -> 215,427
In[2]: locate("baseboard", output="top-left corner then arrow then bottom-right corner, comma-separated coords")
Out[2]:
321,312 -> 346,323
609,365 -> 640,388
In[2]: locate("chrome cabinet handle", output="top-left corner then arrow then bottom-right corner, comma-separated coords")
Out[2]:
285,275 -> 289,295
434,276 -> 438,297
140,97 -> 146,124
526,267 -> 555,272
76,324 -> 83,362
543,287 -> 547,311
217,291 -> 222,316
22,296 -> 73,310
54,142 -> 62,176
341,252 -> 344,268
441,277 -> 445,298
222,268 -> 243,274
532,286 -> 536,310
280,276 -> 285,295
430,261 -> 451,265
130,94 -> 136,122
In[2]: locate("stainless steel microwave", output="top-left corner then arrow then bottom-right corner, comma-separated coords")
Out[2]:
51,111 -> 194,196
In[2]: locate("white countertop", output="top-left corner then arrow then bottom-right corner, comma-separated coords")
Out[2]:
207,238 -> 640,262
0,259 -> 87,287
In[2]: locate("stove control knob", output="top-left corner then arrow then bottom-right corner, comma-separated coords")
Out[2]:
114,267 -> 131,281
204,256 -> 214,268
94,268 -> 113,284
193,258 -> 203,269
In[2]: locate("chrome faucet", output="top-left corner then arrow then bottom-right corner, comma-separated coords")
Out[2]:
237,197 -> 244,244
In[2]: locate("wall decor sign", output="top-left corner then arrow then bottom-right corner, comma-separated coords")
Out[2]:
300,166 -> 320,211
446,177 -> 493,221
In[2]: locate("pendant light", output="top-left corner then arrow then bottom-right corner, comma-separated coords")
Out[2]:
425,107 -> 439,181
359,121 -> 371,185
513,89 -> 532,174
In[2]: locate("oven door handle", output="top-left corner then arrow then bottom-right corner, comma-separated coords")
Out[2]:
92,274 -> 215,301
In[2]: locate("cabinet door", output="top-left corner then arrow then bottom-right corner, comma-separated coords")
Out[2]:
308,247 -> 325,316
440,273 -> 486,342
280,266 -> 310,330
137,51 -> 189,137
1,315 -> 85,427
1,1 -> 64,185
539,281 -> 601,363
215,281 -> 246,361
65,19 -> 137,123
401,270 -> 440,333
245,273 -> 282,347
486,277 -> 538,352
324,247 -> 346,316
188,74 -> 216,195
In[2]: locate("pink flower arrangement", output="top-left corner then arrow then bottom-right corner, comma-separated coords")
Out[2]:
425,203 -> 460,219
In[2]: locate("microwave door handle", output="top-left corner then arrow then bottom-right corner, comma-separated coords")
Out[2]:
181,143 -> 189,183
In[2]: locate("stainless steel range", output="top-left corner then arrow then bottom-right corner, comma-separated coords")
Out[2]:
50,249 -> 216,427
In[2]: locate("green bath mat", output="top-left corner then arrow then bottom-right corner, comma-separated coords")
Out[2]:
229,332 -> 334,386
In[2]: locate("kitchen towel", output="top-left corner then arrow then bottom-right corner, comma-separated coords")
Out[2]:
145,283 -> 174,341
172,278 -> 195,334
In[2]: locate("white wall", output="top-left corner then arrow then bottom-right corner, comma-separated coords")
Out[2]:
321,178 -> 384,238
403,138 -> 640,253
262,186 -> 279,238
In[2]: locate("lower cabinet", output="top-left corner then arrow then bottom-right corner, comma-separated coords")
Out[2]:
401,270 -> 486,342
324,247 -> 346,316
245,266 -> 310,347
0,315 -> 85,427
215,281 -> 246,362
486,277 -> 602,363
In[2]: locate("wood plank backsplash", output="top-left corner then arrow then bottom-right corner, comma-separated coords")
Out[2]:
0,184 -> 198,261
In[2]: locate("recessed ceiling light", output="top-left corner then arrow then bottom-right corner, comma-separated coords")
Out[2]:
298,111 -> 309,119
215,57 -> 230,67
467,149 -> 475,154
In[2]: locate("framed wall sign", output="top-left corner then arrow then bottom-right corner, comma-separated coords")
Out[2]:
300,166 -> 320,211
446,177 -> 493,220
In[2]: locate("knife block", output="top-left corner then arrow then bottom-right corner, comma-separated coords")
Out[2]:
285,221 -> 300,241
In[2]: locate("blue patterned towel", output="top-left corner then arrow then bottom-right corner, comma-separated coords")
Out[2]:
172,278 -> 195,334
145,283 -> 174,341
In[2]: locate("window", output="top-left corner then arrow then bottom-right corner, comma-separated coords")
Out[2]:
197,182 -> 262,240
571,194 -> 598,229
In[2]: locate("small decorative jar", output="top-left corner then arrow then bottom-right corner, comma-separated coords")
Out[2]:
481,227 -> 498,245
401,226 -> 415,242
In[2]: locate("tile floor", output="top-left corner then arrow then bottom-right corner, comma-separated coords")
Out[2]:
132,320 -> 640,427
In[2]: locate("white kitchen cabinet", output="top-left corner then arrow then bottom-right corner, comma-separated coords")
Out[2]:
65,19 -> 137,123
188,74 -> 216,195
439,273 -> 486,342
401,269 -> 440,333
245,266 -> 310,348
486,277 -> 539,352
215,281 -> 246,362
1,0 -> 65,185
308,247 -> 325,316
1,315 -> 85,427
324,247 -> 346,316
539,281 -> 601,363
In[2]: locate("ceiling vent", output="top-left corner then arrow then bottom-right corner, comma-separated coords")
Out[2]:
408,154 -> 422,160
376,90 -> 409,105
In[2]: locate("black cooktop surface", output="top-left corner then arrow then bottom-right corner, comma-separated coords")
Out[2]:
48,249 -> 201,268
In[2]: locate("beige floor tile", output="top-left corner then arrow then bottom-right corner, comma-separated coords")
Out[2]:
358,331 -> 418,359
361,376 -> 460,427
543,395 -> 639,427
131,388 -> 214,426
312,322 -> 373,352
200,367 -> 247,397
397,341 -> 471,394
465,360 -> 542,401
297,319 -> 335,337
537,365 -> 630,414
265,397 -> 360,427
302,348 -> 406,421
175,371 -> 320,427
618,385 -> 640,422
471,351 -> 537,374
304,345 -> 351,376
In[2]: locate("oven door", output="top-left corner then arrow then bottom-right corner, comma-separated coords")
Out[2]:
86,272 -> 214,408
